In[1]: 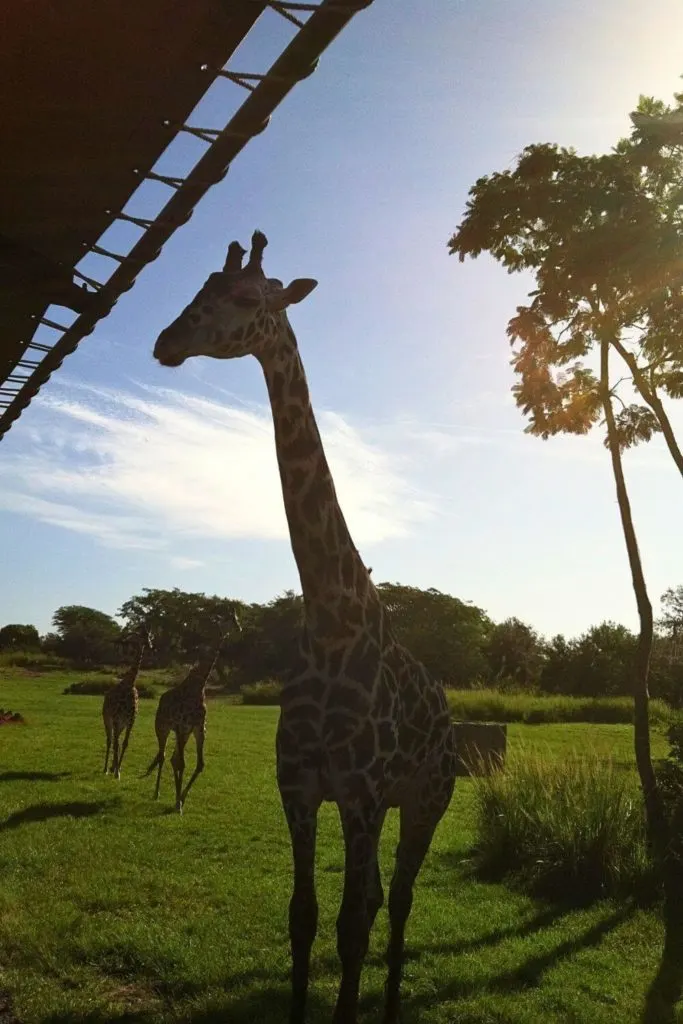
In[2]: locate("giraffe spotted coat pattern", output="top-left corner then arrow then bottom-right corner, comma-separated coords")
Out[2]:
153,231 -> 457,1024
144,614 -> 239,814
102,628 -> 150,779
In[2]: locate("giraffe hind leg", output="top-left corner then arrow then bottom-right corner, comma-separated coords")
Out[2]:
179,725 -> 205,808
382,779 -> 453,1024
154,728 -> 170,800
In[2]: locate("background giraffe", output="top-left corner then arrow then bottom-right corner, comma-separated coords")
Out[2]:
144,610 -> 240,814
153,232 -> 456,1024
102,624 -> 151,779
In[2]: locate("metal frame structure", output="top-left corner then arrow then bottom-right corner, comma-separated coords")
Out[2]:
0,0 -> 373,441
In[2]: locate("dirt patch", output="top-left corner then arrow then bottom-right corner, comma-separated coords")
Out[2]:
0,709 -> 25,726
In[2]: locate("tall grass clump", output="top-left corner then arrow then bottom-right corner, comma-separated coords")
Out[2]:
447,688 -> 671,725
240,679 -> 283,705
472,748 -> 654,902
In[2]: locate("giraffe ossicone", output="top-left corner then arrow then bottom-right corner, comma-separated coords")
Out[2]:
153,231 -> 456,1024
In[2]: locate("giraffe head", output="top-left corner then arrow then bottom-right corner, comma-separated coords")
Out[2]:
119,622 -> 153,655
153,230 -> 317,367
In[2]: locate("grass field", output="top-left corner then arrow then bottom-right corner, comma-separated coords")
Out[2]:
0,674 -> 677,1023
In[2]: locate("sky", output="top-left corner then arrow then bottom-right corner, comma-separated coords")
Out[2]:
2,0 -> 683,639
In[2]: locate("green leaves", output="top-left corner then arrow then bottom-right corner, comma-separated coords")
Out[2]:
449,83 -> 683,454
603,404 -> 662,452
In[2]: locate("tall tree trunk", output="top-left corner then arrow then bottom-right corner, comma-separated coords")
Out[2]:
600,338 -> 665,844
611,336 -> 683,481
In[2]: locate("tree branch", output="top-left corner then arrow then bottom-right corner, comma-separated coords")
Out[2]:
610,336 -> 683,479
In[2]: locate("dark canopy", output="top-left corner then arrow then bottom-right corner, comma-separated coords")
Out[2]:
0,0 -> 372,440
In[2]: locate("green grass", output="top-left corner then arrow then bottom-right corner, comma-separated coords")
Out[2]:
0,674 -> 677,1023
447,688 -> 672,725
472,749 -> 652,901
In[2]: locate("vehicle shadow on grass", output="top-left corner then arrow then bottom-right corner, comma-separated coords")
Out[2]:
0,770 -> 71,783
0,798 -> 118,831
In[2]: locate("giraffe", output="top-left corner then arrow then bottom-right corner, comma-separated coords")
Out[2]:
102,625 -> 151,779
143,611 -> 240,814
153,232 -> 456,1024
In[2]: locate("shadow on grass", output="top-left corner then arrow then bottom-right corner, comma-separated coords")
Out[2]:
0,799 -> 117,831
43,987 -> 331,1024
406,901 -> 635,1011
0,770 -> 71,783
643,922 -> 683,1024
0,988 -> 21,1024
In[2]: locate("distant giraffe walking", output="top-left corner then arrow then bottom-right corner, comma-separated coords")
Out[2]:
144,611 -> 240,813
102,626 -> 151,779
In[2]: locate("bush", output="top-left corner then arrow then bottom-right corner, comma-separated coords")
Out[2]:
447,688 -> 671,725
240,679 -> 283,705
0,651 -> 69,671
472,748 -> 654,902
63,680 -> 157,699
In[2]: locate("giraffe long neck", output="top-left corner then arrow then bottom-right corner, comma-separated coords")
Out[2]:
119,644 -> 145,688
182,649 -> 220,693
259,327 -> 378,642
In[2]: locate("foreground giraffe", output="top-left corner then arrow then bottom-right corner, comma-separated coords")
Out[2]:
102,626 -> 151,779
144,613 -> 239,813
153,232 -> 456,1024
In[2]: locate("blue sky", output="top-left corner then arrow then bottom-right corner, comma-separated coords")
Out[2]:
2,0 -> 683,638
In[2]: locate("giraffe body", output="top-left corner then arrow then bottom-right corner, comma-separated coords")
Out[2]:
153,232 -> 457,1023
102,629 -> 150,779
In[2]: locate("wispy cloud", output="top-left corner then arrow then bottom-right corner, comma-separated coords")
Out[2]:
0,382 -> 435,554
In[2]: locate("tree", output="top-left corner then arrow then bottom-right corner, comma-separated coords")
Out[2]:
485,617 -> 544,688
449,79 -> 683,989
231,590 -> 304,687
51,605 -> 122,666
539,622 -> 637,697
0,623 -> 40,651
377,583 -> 491,685
119,587 -> 247,672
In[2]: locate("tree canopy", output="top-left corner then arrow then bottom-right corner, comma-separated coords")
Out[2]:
448,88 -> 683,465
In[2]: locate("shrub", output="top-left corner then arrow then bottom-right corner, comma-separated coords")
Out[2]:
63,680 -> 157,699
446,688 -> 671,725
240,679 -> 283,705
472,748 -> 654,902
0,651 -> 69,671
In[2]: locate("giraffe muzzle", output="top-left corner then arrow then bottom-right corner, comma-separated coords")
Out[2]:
153,330 -> 187,367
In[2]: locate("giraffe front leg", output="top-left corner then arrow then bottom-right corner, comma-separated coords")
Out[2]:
179,725 -> 205,808
281,790 -> 320,1024
154,730 -> 169,800
117,722 -> 134,776
112,727 -> 122,780
103,721 -> 112,774
332,803 -> 384,1024
170,734 -> 188,814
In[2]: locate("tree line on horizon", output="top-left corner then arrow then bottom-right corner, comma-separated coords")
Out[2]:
3,581 -> 683,704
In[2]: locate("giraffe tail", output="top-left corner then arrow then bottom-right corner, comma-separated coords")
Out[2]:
142,752 -> 162,778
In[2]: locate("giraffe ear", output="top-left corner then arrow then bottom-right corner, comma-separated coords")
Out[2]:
265,278 -> 318,311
